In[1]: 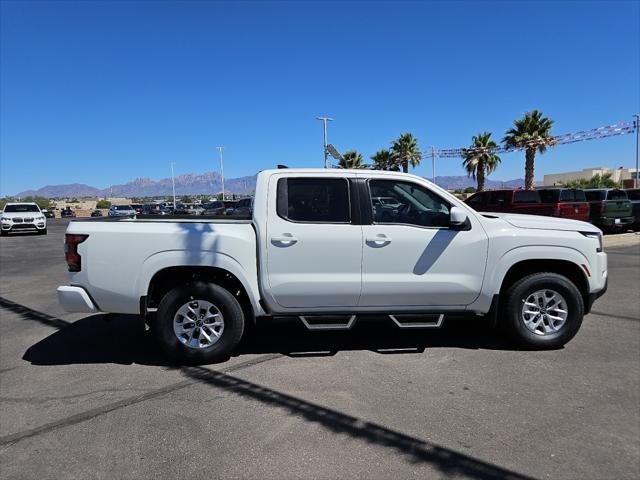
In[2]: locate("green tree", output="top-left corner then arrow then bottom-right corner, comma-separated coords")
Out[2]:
463,186 -> 477,194
180,195 -> 193,203
503,110 -> 555,190
22,196 -> 54,210
338,150 -> 365,169
390,133 -> 422,173
462,132 -> 502,191
562,173 -> 621,189
370,149 -> 399,171
96,199 -> 111,209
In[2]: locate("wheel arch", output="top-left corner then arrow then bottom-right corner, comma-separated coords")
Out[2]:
498,259 -> 590,311
145,265 -> 257,324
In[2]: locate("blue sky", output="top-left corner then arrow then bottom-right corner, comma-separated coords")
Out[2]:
1,0 -> 638,196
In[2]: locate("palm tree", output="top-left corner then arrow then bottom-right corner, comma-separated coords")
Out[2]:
503,110 -> 555,190
462,132 -> 501,191
390,133 -> 422,173
338,150 -> 364,169
370,149 -> 399,171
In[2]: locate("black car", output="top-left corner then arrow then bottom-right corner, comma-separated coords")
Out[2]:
41,209 -> 55,218
625,188 -> 640,230
232,197 -> 253,217
91,210 -> 103,217
60,208 -> 76,218
202,201 -> 226,215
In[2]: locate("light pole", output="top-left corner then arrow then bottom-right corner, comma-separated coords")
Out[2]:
170,161 -> 177,208
634,114 -> 639,189
316,117 -> 334,168
431,145 -> 436,184
216,146 -> 225,200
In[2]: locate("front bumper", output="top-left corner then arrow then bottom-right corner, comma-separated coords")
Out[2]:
57,286 -> 99,313
585,277 -> 608,314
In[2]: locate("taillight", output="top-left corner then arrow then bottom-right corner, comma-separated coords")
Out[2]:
65,234 -> 88,272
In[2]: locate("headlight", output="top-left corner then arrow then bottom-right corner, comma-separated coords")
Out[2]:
581,231 -> 603,253
1,217 -> 10,222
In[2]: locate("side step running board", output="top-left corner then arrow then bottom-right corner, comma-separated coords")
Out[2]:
389,314 -> 444,329
299,315 -> 357,331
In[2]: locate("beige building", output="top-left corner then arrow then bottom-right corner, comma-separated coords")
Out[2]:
543,167 -> 638,186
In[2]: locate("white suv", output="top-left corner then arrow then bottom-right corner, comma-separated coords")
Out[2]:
1,202 -> 47,236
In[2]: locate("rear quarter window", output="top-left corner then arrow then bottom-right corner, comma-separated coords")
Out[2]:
626,189 -> 640,201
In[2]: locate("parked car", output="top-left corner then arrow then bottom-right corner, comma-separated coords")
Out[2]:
41,209 -> 55,219
1,202 -> 47,235
131,204 -> 143,215
625,188 -> 640,230
58,168 -> 608,363
584,189 -> 634,232
188,204 -> 205,216
108,205 -> 135,217
464,189 -> 554,216
147,206 -> 173,216
223,201 -> 238,215
91,210 -> 103,217
232,197 -> 253,217
371,196 -> 402,222
202,201 -> 226,215
173,204 -> 189,215
536,188 -> 590,222
60,208 -> 76,218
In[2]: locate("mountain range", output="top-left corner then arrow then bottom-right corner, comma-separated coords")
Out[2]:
15,171 -> 525,198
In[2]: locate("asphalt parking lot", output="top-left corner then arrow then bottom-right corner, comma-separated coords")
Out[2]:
0,219 -> 638,480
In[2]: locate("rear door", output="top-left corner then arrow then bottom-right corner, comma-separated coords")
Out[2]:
264,174 -> 363,309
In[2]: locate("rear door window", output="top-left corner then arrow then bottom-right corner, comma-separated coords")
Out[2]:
538,190 -> 560,203
487,191 -> 508,206
277,178 -> 350,223
585,191 -> 605,201
513,190 -> 541,203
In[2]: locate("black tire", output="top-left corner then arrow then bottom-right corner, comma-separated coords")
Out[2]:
0,230 -> 6,236
501,272 -> 584,350
154,281 -> 245,364
39,228 -> 47,235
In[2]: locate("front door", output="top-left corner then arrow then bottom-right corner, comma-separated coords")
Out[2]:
265,174 -> 363,309
359,177 -> 488,307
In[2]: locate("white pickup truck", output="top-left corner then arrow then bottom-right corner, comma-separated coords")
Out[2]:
58,169 -> 608,363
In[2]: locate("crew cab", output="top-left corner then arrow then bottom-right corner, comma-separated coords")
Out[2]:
58,169 -> 608,363
536,187 -> 590,222
1,202 -> 47,235
464,189 -> 554,216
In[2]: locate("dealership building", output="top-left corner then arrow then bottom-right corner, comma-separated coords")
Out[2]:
543,167 -> 638,187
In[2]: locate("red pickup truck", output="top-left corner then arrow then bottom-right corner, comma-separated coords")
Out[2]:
536,188 -> 590,222
465,188 -> 590,221
465,189 -> 554,216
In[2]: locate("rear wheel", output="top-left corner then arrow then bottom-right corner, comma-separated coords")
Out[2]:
502,272 -> 584,349
154,281 -> 245,364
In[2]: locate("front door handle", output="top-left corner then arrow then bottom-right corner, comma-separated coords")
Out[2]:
271,234 -> 298,245
366,234 -> 392,245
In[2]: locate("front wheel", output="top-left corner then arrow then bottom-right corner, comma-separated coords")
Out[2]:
154,281 -> 245,364
502,272 -> 584,350
39,228 -> 47,235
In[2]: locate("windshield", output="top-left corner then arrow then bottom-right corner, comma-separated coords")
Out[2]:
4,204 -> 40,213
114,205 -> 133,211
607,190 -> 627,200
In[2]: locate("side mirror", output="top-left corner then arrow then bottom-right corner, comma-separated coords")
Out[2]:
450,206 -> 470,230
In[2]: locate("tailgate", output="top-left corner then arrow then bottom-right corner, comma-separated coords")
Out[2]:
604,200 -> 632,217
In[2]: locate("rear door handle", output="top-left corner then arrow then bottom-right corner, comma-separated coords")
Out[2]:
271,234 -> 298,245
